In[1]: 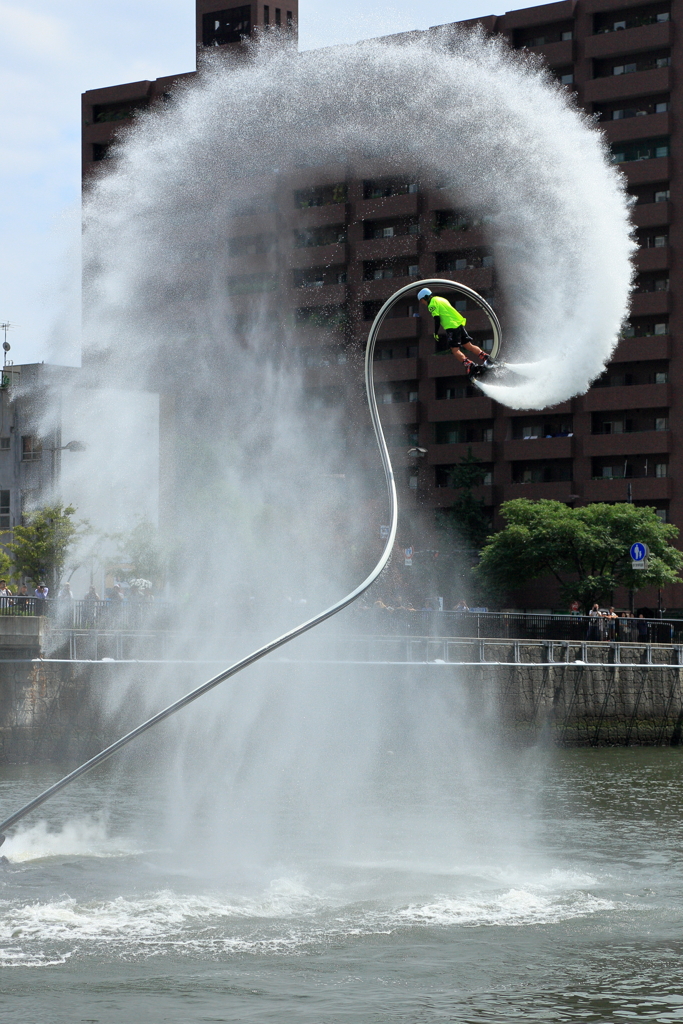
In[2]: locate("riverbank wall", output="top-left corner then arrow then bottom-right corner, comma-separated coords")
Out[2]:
1,619 -> 683,761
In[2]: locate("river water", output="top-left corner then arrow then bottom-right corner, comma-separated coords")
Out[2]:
1,748 -> 682,1023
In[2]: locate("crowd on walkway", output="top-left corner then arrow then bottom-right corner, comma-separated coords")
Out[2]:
586,604 -> 650,642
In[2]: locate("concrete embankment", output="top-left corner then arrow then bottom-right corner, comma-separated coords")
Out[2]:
0,619 -> 682,762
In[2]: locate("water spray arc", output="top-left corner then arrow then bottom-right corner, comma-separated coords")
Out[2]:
0,279 -> 497,847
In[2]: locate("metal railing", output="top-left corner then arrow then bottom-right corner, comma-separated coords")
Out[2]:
342,609 -> 679,644
0,597 -> 677,646
0,596 -> 171,631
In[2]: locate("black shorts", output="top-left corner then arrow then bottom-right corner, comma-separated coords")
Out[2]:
437,326 -> 472,352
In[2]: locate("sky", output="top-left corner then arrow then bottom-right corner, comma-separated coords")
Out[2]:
0,0 -> 506,365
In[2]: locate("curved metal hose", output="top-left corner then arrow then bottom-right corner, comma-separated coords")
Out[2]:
0,278 -> 501,845
0,291 -> 400,844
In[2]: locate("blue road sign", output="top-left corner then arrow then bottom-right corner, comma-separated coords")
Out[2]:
630,542 -> 648,562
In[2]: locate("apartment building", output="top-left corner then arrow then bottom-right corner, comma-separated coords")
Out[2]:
81,0 -> 681,606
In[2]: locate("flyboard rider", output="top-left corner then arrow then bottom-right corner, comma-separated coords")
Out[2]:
417,288 -> 496,376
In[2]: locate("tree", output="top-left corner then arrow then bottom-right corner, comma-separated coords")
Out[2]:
0,545 -> 14,584
474,500 -> 683,611
117,518 -> 166,587
436,449 -> 491,552
6,503 -> 86,590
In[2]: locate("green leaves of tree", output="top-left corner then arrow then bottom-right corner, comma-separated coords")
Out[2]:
474,500 -> 683,610
6,503 -> 87,589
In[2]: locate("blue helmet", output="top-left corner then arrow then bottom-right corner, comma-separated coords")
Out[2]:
417,288 -> 432,301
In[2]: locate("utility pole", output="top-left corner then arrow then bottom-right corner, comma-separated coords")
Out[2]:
627,482 -> 634,614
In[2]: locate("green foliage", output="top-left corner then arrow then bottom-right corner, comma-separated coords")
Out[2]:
474,499 -> 683,610
0,545 -> 14,583
6,503 -> 85,589
448,448 -> 489,492
117,519 -> 166,586
436,449 -> 491,553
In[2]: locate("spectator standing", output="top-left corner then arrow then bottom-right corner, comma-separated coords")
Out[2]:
58,582 -> 73,599
34,583 -> 48,616
109,583 -> 126,625
15,583 -> 28,615
83,585 -> 100,628
587,603 -> 601,641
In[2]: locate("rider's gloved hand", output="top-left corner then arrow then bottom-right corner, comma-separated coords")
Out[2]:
433,334 -> 440,342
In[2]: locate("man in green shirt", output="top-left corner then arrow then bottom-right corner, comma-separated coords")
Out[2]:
417,288 -> 496,375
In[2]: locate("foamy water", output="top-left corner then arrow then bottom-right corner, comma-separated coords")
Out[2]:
0,868 -> 618,967
1,818 -> 142,864
2,752 -> 682,1024
0,817 -> 621,968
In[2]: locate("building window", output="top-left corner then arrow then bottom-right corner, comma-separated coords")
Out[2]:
612,137 -> 669,164
560,72 -> 574,85
264,5 -> 269,24
21,436 -> 41,462
294,183 -> 347,208
622,318 -> 668,338
0,438 -> 9,450
512,416 -> 573,439
635,273 -> 669,292
363,179 -> 419,199
275,7 -> 281,26
514,22 -> 574,47
656,508 -> 668,523
595,9 -> 669,33
92,100 -> 148,124
92,142 -> 112,161
287,11 -> 293,28
512,460 -> 573,484
294,224 -> 346,247
0,491 -> 9,530
375,381 -> 419,405
436,420 -> 494,444
592,457 -> 668,479
596,50 -> 671,77
202,6 -> 251,46
364,218 -> 419,240
435,464 -> 492,488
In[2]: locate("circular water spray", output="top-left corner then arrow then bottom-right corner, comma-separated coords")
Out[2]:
83,30 -> 634,412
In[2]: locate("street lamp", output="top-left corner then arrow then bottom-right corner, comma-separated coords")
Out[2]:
43,440 -> 87,490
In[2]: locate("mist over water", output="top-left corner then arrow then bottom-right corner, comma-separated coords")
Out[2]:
0,29 -> 645,1015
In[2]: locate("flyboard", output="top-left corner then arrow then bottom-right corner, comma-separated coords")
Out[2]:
0,278 -> 501,854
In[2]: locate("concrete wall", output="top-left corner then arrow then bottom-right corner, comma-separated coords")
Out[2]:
1,634 -> 683,762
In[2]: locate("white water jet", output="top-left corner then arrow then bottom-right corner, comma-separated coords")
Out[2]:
27,28 -> 634,871
82,28 -> 634,411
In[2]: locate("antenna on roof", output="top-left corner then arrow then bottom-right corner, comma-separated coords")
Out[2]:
0,323 -> 16,367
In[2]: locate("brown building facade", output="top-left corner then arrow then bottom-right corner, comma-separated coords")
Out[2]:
82,0 -> 681,608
